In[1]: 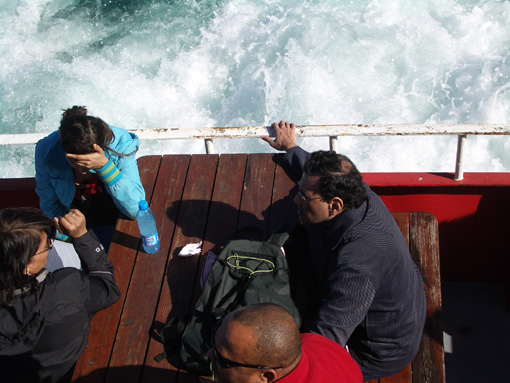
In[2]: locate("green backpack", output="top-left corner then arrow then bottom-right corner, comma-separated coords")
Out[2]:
155,227 -> 301,376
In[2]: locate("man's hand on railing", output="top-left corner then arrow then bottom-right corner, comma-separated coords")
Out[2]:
261,120 -> 298,151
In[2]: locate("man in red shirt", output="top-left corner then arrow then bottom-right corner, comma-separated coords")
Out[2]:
208,303 -> 362,383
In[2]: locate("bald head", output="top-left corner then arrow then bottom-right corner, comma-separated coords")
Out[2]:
227,303 -> 301,367
210,304 -> 302,383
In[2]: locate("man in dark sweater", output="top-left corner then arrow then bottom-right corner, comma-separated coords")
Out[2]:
262,121 -> 426,380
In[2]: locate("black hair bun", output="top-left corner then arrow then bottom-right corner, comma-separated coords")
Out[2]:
61,106 -> 88,120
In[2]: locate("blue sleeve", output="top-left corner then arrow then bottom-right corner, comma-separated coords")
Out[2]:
96,153 -> 145,220
35,143 -> 69,220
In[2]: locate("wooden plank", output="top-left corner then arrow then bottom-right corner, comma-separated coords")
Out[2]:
105,155 -> 191,383
176,154 -> 250,383
192,154 -> 248,302
377,361 -> 412,383
73,155 -> 162,382
392,212 -> 409,246
237,154 -> 277,238
201,154 -> 248,255
142,154 -> 219,383
409,212 -> 445,383
267,153 -> 298,234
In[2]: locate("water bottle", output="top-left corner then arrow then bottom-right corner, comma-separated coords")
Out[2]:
136,200 -> 160,254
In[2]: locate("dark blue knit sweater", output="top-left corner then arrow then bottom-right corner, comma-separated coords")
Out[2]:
283,146 -> 426,375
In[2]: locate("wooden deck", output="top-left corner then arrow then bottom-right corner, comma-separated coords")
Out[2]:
71,154 -> 445,383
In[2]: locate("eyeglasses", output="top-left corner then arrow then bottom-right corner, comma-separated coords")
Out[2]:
34,238 -> 52,256
210,320 -> 282,370
297,189 -> 323,203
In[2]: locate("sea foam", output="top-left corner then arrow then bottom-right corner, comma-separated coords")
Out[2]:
1,0 -> 509,177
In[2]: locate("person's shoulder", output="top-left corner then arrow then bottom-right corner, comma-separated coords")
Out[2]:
35,131 -> 60,156
35,270 -> 95,319
109,126 -> 139,152
301,333 -> 344,350
35,131 -> 68,172
44,268 -> 89,292
301,333 -> 362,380
301,333 -> 354,364
37,130 -> 60,145
109,125 -> 137,141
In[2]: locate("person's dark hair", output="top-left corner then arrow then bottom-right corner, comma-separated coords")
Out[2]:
59,106 -> 136,157
230,303 -> 301,367
303,150 -> 366,209
0,208 -> 56,306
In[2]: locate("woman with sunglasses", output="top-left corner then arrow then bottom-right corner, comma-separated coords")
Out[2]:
35,106 -> 145,247
0,207 -> 120,382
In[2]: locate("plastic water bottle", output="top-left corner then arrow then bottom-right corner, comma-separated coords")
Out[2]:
136,200 -> 160,254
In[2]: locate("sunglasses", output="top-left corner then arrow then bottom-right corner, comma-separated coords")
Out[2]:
210,319 -> 281,370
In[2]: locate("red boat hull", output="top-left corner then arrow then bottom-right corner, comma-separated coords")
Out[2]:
1,172 -> 508,283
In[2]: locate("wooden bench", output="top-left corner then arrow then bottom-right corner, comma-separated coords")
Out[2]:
71,154 -> 445,383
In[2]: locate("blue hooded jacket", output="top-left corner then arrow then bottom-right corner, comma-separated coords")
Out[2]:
35,126 -> 145,221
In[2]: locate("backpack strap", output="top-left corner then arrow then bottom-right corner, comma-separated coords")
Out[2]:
154,316 -> 187,362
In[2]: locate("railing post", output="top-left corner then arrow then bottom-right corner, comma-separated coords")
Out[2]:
454,135 -> 467,181
329,136 -> 338,152
205,138 -> 214,154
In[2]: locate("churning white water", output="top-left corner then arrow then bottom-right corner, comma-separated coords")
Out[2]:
1,0 -> 509,178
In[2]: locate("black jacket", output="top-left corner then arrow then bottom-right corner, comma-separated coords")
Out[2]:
0,231 -> 120,382
283,146 -> 426,375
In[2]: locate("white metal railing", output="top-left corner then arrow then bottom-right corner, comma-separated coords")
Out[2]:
2,124 -> 510,181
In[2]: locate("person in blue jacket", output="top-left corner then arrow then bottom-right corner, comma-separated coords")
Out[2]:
35,106 -> 145,246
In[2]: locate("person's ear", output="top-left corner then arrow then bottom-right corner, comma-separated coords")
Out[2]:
329,196 -> 344,217
260,369 -> 278,383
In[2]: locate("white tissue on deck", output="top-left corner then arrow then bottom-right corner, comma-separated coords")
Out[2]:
178,241 -> 203,257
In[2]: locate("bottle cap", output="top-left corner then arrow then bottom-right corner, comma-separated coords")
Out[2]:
138,200 -> 149,210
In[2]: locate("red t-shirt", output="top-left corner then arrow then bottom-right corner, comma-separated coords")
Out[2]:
278,334 -> 362,383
